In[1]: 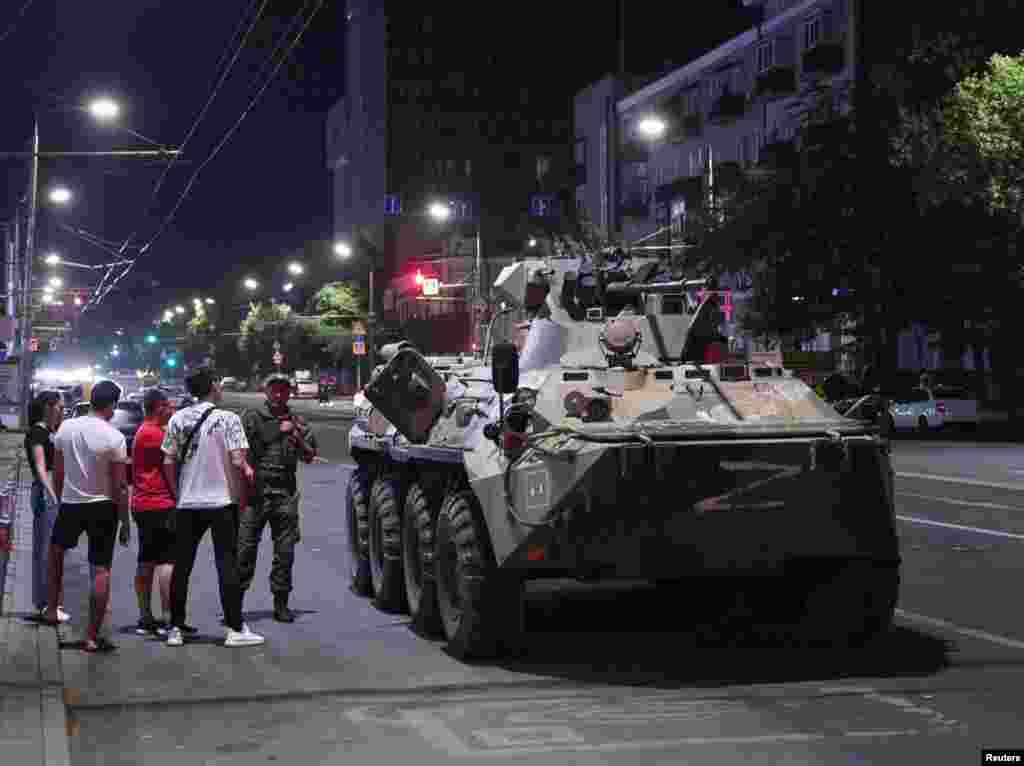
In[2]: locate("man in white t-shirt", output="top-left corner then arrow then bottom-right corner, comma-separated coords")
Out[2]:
161,368 -> 264,648
45,380 -> 130,653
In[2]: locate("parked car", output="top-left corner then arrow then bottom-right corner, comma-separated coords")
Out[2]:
110,399 -> 145,453
885,386 -> 945,433
931,384 -> 980,430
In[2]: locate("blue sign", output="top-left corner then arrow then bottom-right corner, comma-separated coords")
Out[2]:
447,193 -> 479,221
384,194 -> 402,215
530,193 -> 561,218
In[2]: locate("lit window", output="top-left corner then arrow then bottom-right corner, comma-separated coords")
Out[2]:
465,159 -> 472,176
757,41 -> 775,72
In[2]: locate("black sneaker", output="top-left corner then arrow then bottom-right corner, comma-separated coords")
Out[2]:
179,624 -> 199,635
135,617 -> 161,636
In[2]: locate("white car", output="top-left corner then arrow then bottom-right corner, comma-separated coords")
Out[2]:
931,384 -> 980,430
887,387 -> 945,433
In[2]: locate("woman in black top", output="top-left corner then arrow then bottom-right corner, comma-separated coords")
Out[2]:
24,391 -> 69,621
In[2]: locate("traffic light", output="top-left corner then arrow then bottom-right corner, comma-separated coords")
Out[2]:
414,270 -> 424,286
146,334 -> 157,344
165,356 -> 177,368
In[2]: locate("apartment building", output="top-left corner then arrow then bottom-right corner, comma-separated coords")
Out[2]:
326,0 -> 573,354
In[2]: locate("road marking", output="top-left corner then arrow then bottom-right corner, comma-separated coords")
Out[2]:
895,514 -> 1024,541
895,471 -> 1024,491
896,609 -> 1024,651
897,491 -> 1023,512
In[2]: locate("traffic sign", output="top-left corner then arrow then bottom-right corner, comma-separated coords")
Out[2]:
353,335 -> 366,356
49,339 -> 58,352
273,351 -> 283,366
422,277 -> 439,296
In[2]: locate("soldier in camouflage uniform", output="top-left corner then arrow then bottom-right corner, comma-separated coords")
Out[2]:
237,373 -> 318,622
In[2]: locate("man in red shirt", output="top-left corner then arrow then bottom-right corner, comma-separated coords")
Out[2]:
130,388 -> 176,635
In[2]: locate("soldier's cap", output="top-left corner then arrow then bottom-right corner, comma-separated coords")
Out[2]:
263,373 -> 292,388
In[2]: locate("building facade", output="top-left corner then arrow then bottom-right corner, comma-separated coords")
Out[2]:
326,1 -> 573,354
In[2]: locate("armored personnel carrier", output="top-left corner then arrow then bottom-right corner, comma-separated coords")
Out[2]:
345,250 -> 900,659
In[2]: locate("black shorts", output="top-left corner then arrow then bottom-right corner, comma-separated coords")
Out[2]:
132,511 -> 175,564
52,501 -> 118,567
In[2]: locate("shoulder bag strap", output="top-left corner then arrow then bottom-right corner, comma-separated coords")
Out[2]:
179,406 -> 217,465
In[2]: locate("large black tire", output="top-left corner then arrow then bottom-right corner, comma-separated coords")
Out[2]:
792,559 -> 900,647
345,468 -> 372,597
368,476 -> 408,613
435,490 -> 521,660
403,483 -> 443,636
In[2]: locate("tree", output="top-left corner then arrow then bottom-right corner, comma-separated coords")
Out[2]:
238,301 -> 318,375
306,281 -> 366,319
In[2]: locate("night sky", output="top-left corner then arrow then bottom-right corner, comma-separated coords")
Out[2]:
1,1 -> 752,337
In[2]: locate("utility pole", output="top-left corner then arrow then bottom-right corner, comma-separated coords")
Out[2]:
19,118 -> 39,428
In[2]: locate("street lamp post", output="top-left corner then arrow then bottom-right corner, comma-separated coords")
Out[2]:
333,239 -> 372,388
19,117 -> 41,428
429,200 -> 484,357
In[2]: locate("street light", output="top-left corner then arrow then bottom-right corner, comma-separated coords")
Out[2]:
428,201 -> 450,222
42,294 -> 52,304
174,305 -> 185,314
637,115 -> 667,140
163,310 -> 174,322
88,97 -> 120,121
334,241 -> 352,258
44,252 -> 60,265
528,238 -> 537,248
48,186 -> 72,205
43,285 -> 54,294
287,262 -> 304,276
283,282 -> 294,292
49,276 -> 62,288
205,297 -> 215,305
244,278 -> 259,291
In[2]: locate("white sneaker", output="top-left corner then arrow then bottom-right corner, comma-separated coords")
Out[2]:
57,606 -> 71,623
224,622 -> 264,648
166,627 -> 184,647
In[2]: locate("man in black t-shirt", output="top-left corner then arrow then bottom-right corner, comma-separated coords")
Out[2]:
24,391 -> 69,621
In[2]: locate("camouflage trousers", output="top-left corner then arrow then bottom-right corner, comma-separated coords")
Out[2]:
237,490 -> 301,596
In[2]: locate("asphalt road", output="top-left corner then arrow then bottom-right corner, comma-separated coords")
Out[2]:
50,414 -> 1024,765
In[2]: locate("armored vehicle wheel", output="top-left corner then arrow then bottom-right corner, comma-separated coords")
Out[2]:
793,559 -> 900,647
368,476 -> 408,613
345,468 -> 372,597
403,483 -> 443,636
435,490 -> 520,660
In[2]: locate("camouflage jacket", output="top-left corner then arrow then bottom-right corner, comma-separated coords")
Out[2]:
241,403 -> 317,491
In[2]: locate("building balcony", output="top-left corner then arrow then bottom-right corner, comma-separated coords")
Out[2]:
802,41 -> 845,75
754,66 -> 797,99
619,194 -> 651,219
708,90 -> 747,124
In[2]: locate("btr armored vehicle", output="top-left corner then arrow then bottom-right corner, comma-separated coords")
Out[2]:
345,250 -> 900,659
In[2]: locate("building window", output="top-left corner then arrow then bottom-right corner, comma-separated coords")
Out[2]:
757,40 -> 775,72
465,159 -> 472,177
422,15 -> 432,33
574,138 -> 585,166
410,49 -> 419,65
446,159 -> 456,176
804,14 -> 821,50
536,155 -> 550,182
423,48 -> 432,65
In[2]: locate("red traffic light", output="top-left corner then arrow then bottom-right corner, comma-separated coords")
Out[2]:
414,270 -> 424,286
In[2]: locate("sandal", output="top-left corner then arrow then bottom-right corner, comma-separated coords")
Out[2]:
83,637 -> 117,653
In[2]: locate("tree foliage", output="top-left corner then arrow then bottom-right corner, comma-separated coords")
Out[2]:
238,301 -> 318,374
306,281 -> 366,320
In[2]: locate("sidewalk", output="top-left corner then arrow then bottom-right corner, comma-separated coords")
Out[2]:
0,431 -> 71,766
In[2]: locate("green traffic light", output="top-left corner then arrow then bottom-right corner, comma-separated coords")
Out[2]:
166,358 -> 177,367
146,334 -> 157,343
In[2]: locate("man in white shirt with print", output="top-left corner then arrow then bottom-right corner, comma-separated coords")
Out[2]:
161,368 -> 263,648
44,380 -> 130,653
